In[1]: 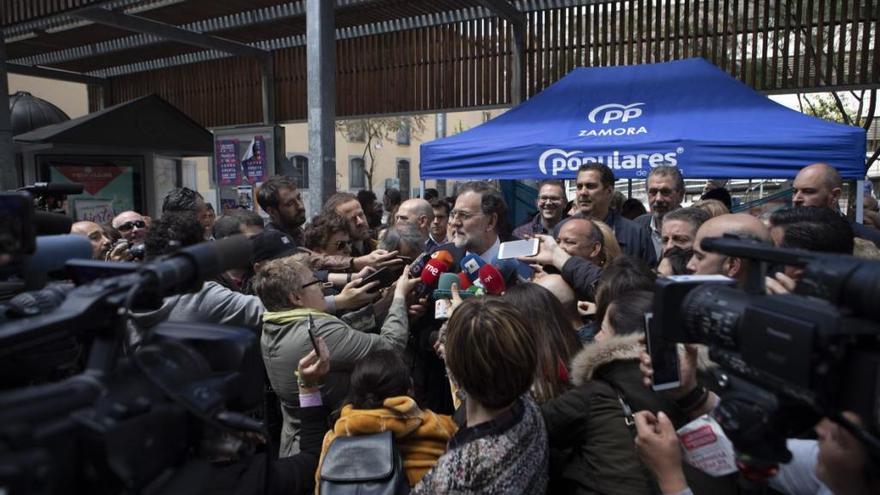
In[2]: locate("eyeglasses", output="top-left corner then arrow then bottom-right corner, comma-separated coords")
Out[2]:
449,209 -> 483,221
117,220 -> 146,232
538,196 -> 563,204
302,279 -> 333,290
335,239 -> 353,250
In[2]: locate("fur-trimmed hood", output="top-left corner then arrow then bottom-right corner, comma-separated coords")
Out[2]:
569,334 -> 715,387
570,333 -> 643,386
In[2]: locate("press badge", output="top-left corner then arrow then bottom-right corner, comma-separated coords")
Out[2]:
676,414 -> 738,476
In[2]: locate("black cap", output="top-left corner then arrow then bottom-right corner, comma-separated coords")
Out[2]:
251,230 -> 298,264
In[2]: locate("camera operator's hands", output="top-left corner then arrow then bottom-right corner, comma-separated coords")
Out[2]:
106,240 -> 132,262
298,336 -> 330,388
335,278 -> 381,310
634,411 -> 688,495
765,272 -> 796,295
518,235 -> 571,271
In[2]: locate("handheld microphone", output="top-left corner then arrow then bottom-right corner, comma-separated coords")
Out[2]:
477,264 -> 507,295
419,258 -> 449,291
430,250 -> 454,267
409,252 -> 431,278
459,254 -> 485,283
457,271 -> 472,290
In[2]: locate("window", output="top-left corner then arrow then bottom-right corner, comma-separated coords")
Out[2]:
348,121 -> 366,142
397,159 -> 410,199
282,154 -> 309,189
396,121 -> 411,145
350,157 -> 366,189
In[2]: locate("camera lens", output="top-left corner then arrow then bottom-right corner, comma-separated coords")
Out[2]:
681,284 -> 750,349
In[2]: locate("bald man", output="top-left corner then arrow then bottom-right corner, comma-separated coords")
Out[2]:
793,162 -> 880,247
112,210 -> 148,243
686,213 -> 771,285
71,221 -> 112,260
395,198 -> 434,249
556,218 -> 603,266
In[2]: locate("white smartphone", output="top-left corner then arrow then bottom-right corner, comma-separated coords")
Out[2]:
644,312 -> 682,392
498,238 -> 539,259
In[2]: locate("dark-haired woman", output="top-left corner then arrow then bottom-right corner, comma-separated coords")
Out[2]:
316,350 -> 457,488
541,290 -> 732,495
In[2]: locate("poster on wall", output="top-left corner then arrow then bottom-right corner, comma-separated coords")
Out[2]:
241,136 -> 267,183
216,139 -> 240,185
75,199 -> 115,224
40,155 -> 144,218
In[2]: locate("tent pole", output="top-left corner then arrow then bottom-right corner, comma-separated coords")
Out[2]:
0,31 -> 19,190
856,180 -> 865,224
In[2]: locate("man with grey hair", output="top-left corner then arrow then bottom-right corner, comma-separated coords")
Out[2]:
395,198 -> 434,250
658,207 -> 710,256
635,166 -> 686,259
379,223 -> 427,260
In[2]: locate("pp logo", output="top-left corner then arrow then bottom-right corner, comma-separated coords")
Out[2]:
588,103 -> 645,124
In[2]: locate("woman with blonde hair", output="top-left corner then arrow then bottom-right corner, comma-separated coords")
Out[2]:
692,198 -> 730,218
593,220 -> 621,266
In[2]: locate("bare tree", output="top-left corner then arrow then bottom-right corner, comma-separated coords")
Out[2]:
336,116 -> 427,191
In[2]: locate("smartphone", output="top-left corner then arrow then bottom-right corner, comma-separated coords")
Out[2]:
498,238 -> 539,259
357,266 -> 395,292
644,312 -> 682,391
308,314 -> 319,354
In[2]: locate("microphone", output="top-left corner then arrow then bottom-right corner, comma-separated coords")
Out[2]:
459,254 -> 485,283
19,182 -> 84,196
419,258 -> 449,290
22,235 -> 93,290
143,234 -> 254,297
409,252 -> 431,278
457,271 -> 472,290
432,272 -> 460,301
477,264 -> 507,295
431,249 -> 455,267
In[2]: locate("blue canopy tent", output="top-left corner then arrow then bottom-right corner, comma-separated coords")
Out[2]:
420,58 -> 866,181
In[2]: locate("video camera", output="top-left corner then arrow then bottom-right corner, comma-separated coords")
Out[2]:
0,233 -> 265,494
650,235 -> 880,467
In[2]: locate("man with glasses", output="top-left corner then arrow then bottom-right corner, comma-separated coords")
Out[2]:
635,166 -> 685,259
112,211 -> 149,244
513,180 -> 568,240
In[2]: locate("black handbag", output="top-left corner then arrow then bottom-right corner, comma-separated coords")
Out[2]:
319,430 -> 410,495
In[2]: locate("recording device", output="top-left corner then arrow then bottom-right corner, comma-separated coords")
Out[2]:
357,266 -> 396,293
459,254 -> 485,283
477,263 -> 506,295
0,235 -> 266,493
643,312 -> 680,391
17,182 -> 84,215
498,238 -> 539,259
651,235 -> 880,467
0,192 -> 37,257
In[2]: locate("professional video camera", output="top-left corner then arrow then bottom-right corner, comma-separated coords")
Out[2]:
650,235 -> 880,468
0,232 -> 264,494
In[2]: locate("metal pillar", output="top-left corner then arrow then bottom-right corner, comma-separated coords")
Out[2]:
306,0 -> 336,215
0,33 -> 19,190
435,113 -> 447,197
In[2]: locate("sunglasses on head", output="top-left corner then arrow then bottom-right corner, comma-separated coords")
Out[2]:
117,220 -> 146,232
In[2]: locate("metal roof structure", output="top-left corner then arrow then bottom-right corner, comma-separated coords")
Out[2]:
2,0 -> 879,205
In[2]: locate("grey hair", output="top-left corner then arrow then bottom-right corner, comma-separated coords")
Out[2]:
379,223 -> 425,253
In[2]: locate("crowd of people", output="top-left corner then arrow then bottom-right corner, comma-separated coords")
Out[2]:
64,162 -> 880,494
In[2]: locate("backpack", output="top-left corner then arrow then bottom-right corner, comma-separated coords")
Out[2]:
319,430 -> 410,495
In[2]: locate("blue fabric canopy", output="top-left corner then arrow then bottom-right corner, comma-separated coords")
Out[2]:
420,58 -> 866,180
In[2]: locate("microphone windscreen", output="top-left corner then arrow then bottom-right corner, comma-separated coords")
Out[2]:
477,264 -> 507,295
34,211 -> 74,236
430,250 -> 454,267
437,272 -> 459,292
457,271 -> 472,290
419,259 -> 449,288
459,253 -> 485,282
409,252 -> 430,278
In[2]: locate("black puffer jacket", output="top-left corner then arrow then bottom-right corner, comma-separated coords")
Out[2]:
541,334 -> 738,495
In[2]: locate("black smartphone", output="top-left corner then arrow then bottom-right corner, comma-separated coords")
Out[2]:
645,312 -> 682,391
307,314 -> 319,354
357,266 -> 395,292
